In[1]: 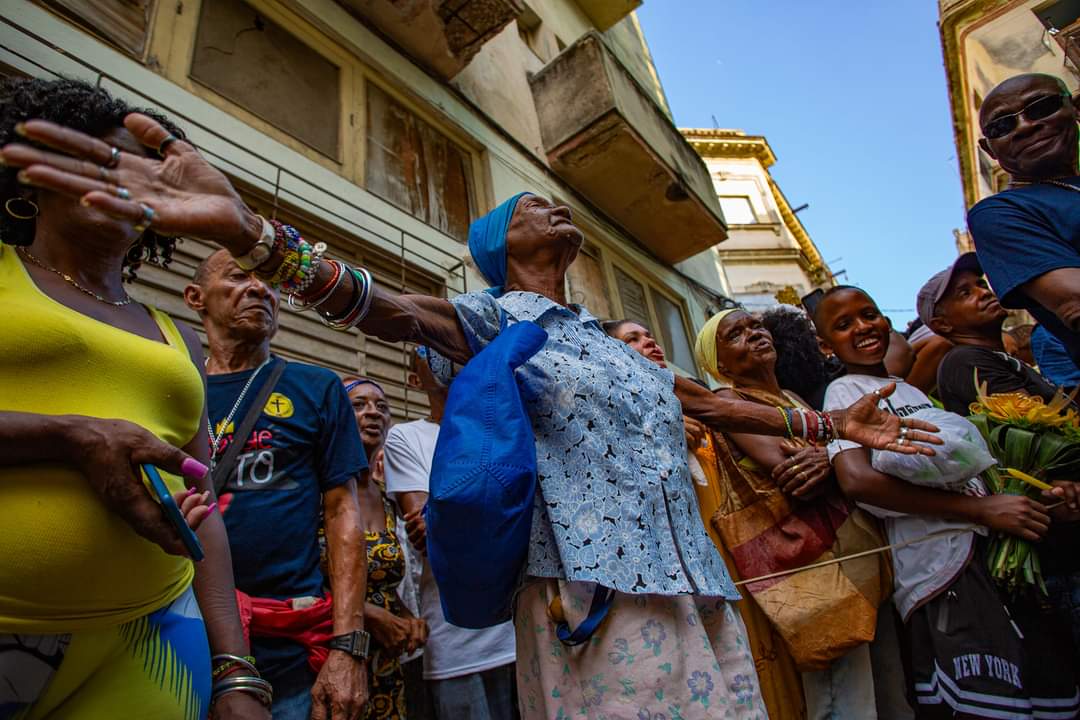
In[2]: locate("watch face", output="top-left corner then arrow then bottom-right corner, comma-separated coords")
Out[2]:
251,244 -> 271,262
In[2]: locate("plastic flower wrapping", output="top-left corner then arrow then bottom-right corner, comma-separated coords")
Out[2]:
968,372 -> 1080,597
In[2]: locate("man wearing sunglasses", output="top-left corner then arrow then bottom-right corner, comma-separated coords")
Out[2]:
967,73 -> 1080,375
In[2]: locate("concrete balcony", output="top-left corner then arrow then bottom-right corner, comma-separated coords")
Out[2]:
529,32 -> 726,264
336,0 -> 523,79
576,0 -> 641,31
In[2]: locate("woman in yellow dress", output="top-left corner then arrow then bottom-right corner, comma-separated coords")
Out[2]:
0,78 -> 267,720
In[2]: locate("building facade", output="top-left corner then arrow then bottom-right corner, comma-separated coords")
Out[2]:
940,0 -> 1080,209
681,128 -> 833,311
2,0 -> 734,414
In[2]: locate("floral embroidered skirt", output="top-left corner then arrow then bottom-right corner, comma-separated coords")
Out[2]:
514,578 -> 768,720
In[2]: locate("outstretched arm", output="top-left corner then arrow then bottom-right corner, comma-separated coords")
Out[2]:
675,377 -> 942,455
833,447 -> 1050,542
3,116 -> 472,364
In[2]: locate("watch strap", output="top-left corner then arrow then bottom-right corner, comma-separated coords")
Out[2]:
328,630 -> 371,659
234,215 -> 276,271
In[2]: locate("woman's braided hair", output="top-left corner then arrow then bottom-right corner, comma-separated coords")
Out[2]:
0,76 -> 186,281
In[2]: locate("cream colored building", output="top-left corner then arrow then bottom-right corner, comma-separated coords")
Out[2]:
2,0 -> 734,414
940,0 -> 1080,210
681,129 -> 833,310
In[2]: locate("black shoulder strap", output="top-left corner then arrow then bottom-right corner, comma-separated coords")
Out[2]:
212,359 -> 287,495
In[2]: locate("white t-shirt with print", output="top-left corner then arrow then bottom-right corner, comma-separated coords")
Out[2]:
383,419 -> 517,680
824,374 -> 985,620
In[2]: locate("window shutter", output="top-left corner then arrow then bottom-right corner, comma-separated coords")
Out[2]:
613,266 -> 651,327
37,0 -> 154,58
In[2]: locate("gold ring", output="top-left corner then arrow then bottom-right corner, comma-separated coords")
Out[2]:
792,463 -> 800,473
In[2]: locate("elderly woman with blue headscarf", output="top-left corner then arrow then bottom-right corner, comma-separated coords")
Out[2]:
5,115 -> 944,718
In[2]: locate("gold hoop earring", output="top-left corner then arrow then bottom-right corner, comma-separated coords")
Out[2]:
4,197 -> 38,220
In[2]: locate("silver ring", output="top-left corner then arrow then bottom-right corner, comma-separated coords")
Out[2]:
897,436 -> 907,446
873,389 -> 882,399
899,425 -> 909,438
132,202 -> 155,233
106,146 -> 121,168
98,166 -> 111,182
115,186 -> 131,201
157,134 -> 178,155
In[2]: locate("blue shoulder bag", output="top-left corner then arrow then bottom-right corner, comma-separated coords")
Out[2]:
426,315 -> 547,628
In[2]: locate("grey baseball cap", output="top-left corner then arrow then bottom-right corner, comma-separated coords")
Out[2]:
916,252 -> 983,327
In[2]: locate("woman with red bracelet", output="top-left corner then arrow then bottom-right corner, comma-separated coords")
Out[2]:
690,308 -> 903,720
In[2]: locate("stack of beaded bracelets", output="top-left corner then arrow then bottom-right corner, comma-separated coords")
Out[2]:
259,221 -> 377,329
776,406 -> 839,445
263,221 -> 327,296
211,653 -> 273,708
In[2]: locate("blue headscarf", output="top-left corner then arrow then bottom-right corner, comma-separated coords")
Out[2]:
467,192 -> 532,294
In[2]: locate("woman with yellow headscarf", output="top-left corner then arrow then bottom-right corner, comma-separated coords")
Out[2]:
690,309 -> 902,720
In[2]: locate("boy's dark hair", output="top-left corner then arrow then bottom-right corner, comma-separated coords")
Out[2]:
810,285 -> 875,331
761,306 -> 827,401
0,77 -> 187,281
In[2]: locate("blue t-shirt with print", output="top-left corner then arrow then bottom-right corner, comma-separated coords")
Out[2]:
208,357 -> 366,681
968,180 -> 1080,368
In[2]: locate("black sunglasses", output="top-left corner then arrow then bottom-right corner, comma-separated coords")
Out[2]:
983,93 -> 1068,140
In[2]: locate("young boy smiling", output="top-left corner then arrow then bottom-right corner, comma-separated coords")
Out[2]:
815,286 -> 1079,719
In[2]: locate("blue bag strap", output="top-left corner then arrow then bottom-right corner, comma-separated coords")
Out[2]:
555,585 -> 616,647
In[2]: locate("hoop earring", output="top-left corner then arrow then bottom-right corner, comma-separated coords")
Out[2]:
125,241 -> 147,266
4,197 -> 38,220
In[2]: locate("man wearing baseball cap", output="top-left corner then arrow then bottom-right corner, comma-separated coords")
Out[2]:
918,253 -> 1080,662
914,252 -> 1046,417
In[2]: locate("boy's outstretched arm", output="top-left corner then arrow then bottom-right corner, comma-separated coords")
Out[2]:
833,448 -> 1051,542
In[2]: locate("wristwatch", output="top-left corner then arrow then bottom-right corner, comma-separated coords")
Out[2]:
328,630 -> 371,660
234,215 -> 276,271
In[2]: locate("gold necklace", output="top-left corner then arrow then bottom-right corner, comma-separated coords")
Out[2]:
18,246 -> 133,306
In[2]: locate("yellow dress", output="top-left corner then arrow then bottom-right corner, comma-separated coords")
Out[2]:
0,244 -> 211,719
0,244 -> 202,633
692,431 -> 807,720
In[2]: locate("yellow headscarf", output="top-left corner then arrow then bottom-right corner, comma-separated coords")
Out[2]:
693,308 -> 740,384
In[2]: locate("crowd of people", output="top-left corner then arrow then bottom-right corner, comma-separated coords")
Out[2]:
2,69 -> 1080,720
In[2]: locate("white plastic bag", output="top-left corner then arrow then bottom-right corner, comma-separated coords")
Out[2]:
871,408 -> 995,491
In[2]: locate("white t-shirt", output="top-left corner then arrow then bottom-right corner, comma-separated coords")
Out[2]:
383,419 -> 517,680
824,374 -> 984,621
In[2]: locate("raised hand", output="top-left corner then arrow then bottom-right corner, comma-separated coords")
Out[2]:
2,115 -> 261,254
837,383 -> 942,455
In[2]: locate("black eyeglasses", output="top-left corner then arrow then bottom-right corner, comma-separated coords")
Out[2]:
983,93 -> 1068,140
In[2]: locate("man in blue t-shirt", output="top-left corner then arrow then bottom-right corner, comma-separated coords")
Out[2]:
186,249 -> 370,720
967,72 -> 1080,372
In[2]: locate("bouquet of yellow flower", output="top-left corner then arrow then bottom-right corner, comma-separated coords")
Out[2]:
968,373 -> 1080,597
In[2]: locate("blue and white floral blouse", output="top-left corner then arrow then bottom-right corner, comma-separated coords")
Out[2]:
431,290 -> 739,599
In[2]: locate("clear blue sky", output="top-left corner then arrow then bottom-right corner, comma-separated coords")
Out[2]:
636,1 -> 966,329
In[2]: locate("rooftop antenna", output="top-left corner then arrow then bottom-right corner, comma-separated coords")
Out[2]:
711,114 -> 719,129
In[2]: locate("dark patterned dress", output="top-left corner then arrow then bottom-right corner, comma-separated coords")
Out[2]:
363,488 -> 407,720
